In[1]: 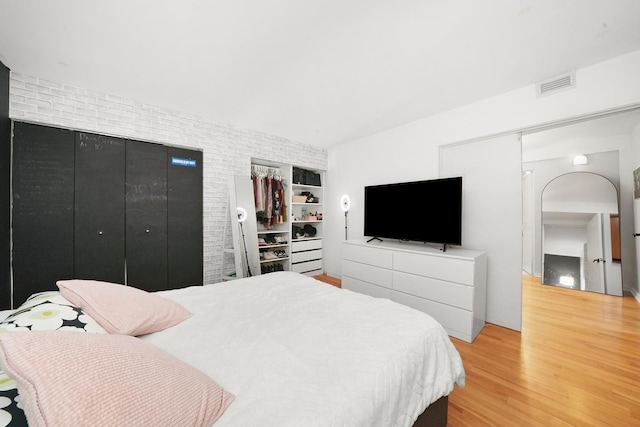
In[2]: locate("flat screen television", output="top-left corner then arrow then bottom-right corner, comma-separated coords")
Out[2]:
364,176 -> 462,248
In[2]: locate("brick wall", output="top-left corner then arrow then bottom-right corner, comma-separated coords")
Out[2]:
9,72 -> 327,285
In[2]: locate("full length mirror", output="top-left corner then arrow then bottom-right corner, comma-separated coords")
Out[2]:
541,172 -> 622,295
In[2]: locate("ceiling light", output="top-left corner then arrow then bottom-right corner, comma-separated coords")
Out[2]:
573,155 -> 588,166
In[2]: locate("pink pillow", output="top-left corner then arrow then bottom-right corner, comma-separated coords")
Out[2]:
57,279 -> 191,336
0,331 -> 235,426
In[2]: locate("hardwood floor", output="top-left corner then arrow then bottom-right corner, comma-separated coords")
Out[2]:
313,273 -> 342,288
315,274 -> 640,426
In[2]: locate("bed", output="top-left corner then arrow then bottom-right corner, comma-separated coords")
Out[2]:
0,271 -> 465,427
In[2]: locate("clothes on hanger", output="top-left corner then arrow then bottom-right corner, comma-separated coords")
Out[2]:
251,165 -> 287,228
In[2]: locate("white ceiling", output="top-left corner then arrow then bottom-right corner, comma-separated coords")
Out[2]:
1,0 -> 640,149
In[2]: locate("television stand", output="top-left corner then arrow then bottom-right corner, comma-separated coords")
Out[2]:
440,243 -> 448,252
341,239 -> 487,343
366,236 -> 382,243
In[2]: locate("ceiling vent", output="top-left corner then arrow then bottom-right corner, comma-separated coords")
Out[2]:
537,72 -> 576,97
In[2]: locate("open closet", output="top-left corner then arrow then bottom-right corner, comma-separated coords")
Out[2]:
227,160 -> 325,279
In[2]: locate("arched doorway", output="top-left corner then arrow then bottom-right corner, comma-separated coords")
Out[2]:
541,172 -> 622,295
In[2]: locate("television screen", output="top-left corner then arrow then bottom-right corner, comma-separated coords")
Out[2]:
364,177 -> 462,246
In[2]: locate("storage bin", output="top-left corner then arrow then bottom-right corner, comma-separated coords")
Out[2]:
292,195 -> 307,203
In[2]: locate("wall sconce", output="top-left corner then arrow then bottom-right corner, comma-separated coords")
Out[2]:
340,195 -> 350,240
572,154 -> 588,166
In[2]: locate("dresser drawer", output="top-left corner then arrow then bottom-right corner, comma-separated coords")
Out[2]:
292,239 -> 322,252
342,259 -> 392,289
291,259 -> 322,274
343,277 -> 392,300
391,292 -> 474,341
343,243 -> 392,269
393,271 -> 473,310
393,251 -> 475,286
292,249 -> 322,263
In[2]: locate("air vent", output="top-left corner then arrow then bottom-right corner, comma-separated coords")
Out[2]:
537,72 -> 576,97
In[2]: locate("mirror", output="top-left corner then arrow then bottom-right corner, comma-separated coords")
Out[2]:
229,175 -> 260,278
541,172 -> 622,295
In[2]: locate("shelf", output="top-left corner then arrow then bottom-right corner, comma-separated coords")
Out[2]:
260,257 -> 289,264
292,220 -> 322,223
258,230 -> 290,235
291,237 -> 322,242
292,183 -> 322,189
259,243 -> 288,249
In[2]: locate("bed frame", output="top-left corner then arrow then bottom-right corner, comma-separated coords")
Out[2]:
413,395 -> 448,427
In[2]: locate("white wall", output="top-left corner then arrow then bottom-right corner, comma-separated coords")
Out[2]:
632,122 -> 640,301
326,49 -> 640,331
544,224 -> 587,257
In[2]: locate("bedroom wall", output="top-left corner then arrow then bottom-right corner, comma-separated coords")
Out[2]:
8,72 -> 328,286
632,122 -> 640,300
325,49 -> 640,331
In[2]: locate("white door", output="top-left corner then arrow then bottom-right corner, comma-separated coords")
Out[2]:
522,171 -> 534,275
441,133 -> 523,332
585,214 -> 605,293
634,198 -> 640,291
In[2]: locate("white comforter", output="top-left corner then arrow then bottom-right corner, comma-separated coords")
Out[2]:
143,271 -> 465,427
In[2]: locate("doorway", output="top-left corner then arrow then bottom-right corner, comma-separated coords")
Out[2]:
541,172 -> 621,295
522,108 -> 640,297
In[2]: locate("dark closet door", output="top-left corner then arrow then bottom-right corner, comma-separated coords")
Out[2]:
126,140 -> 168,291
0,61 -> 10,309
75,132 -> 126,284
168,147 -> 203,287
12,122 -> 75,305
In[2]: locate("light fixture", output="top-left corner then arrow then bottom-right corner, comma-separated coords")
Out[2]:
236,207 -> 247,223
340,195 -> 350,212
236,207 -> 252,276
572,154 -> 588,166
340,195 -> 350,240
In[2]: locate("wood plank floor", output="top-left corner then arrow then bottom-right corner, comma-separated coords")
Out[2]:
314,274 -> 640,426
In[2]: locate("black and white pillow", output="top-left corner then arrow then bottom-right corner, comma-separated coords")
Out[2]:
0,291 -> 107,427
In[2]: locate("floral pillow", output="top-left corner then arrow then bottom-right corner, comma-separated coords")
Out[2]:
0,291 -> 107,427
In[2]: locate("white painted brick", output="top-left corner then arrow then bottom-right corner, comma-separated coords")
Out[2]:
9,71 -> 327,285
37,106 -> 60,116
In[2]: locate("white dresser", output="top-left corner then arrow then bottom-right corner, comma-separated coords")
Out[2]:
291,238 -> 323,276
342,239 -> 487,343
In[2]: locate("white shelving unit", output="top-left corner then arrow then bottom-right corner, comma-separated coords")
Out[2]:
290,180 -> 323,276
257,229 -> 290,274
248,161 -> 325,276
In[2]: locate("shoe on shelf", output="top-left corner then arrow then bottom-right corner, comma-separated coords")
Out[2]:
262,251 -> 277,260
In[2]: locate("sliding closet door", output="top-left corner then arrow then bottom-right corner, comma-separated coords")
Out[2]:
12,122 -> 75,305
126,140 -> 168,291
440,133 -> 522,332
0,62 -> 9,309
167,147 -> 203,287
75,132 -> 126,283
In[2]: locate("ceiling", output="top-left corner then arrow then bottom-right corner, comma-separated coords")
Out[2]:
1,1 -> 640,149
